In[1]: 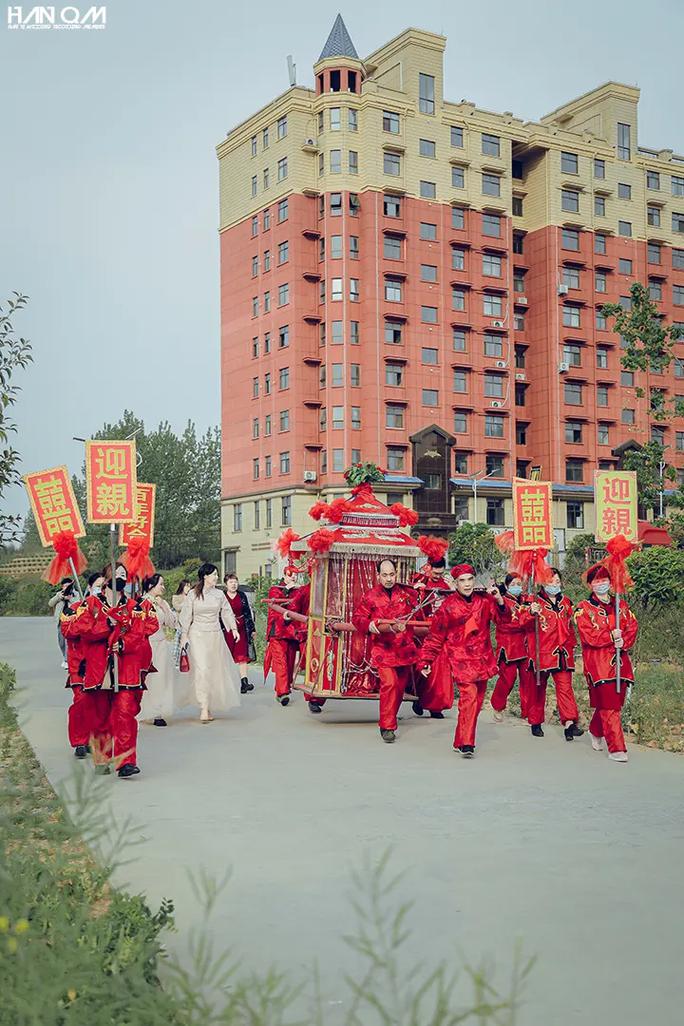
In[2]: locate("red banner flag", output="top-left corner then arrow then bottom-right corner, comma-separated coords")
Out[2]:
23,466 -> 85,546
512,478 -> 552,551
85,440 -> 137,524
119,483 -> 156,548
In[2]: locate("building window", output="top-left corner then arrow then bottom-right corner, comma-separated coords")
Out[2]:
486,454 -> 504,477
595,233 -> 607,255
453,369 -> 467,393
276,324 -> 288,349
513,232 -> 524,254
263,167 -> 269,190
418,73 -> 435,114
514,313 -> 526,331
674,249 -> 684,269
281,495 -> 291,526
595,271 -> 607,293
419,222 -> 437,242
330,364 -> 343,387
277,241 -> 289,264
648,242 -> 662,265
279,409 -> 290,431
647,205 -> 661,228
250,135 -> 257,157
617,123 -> 631,160
565,419 -> 583,444
330,235 -> 343,259
566,459 -> 584,483
251,216 -> 258,237
673,212 -> 684,233
618,182 -> 631,200
349,150 -> 359,174
384,151 -> 401,176
486,498 -> 505,526
597,385 -> 609,407
350,321 -> 360,344
483,253 -> 502,277
330,193 -> 342,216
276,115 -> 287,140
452,165 -> 465,189
452,247 -> 466,271
453,328 -> 467,352
383,194 -> 401,217
330,277 -> 343,302
562,189 -> 580,213
350,279 -> 359,302
513,196 -> 523,216
484,332 -> 503,357
420,263 -> 438,282
673,285 -> 684,306
252,417 -> 259,439
485,414 -> 505,438
420,180 -> 437,199
563,305 -> 581,328
386,404 -> 405,429
451,125 -> 464,147
264,414 -> 271,435
562,228 -> 580,251
515,422 -> 527,445
350,364 -> 360,386
561,151 -> 578,174
483,294 -> 503,317
452,206 -> 465,230
452,287 -> 466,312
331,320 -> 343,344
265,497 -> 272,527
421,305 -> 438,323
621,408 -> 635,424
277,198 -> 288,222
564,381 -> 582,405
649,281 -> 663,302
454,452 -> 468,474
596,309 -> 607,329
594,195 -> 605,217
672,175 -> 684,197
263,290 -> 271,313
621,370 -> 634,387
563,266 -> 580,289
383,110 -> 400,133
596,346 -> 609,369
386,362 -> 404,387
253,458 -> 260,480
567,501 -> 584,529
594,159 -> 605,179
385,320 -> 403,344
251,175 -> 257,197
647,170 -> 660,190
254,501 -> 260,530
422,388 -> 439,407
598,423 -> 610,446
484,372 -> 504,398
251,255 -> 259,277
329,107 -> 341,131
676,431 -> 684,452
351,406 -> 361,429
279,451 -> 290,475
263,209 -> 270,230
328,148 -> 341,173
277,157 -> 288,181
386,446 -> 405,471
278,366 -> 289,390
420,138 -> 436,157
264,372 -> 271,394
332,405 -> 344,429
277,283 -> 288,306
348,108 -> 358,131
453,409 -> 468,433
483,213 -> 501,237
618,220 -> 632,237
482,133 -> 500,157
515,345 -> 526,368
264,249 -> 271,270
233,503 -> 242,532
422,347 -> 439,365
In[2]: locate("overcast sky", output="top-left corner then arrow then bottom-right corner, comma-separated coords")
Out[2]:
3,0 -> 683,519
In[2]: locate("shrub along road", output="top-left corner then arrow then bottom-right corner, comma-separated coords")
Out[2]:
2,616 -> 683,1025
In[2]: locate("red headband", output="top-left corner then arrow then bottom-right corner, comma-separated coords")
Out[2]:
586,564 -> 611,584
451,563 -> 475,579
284,564 -> 301,576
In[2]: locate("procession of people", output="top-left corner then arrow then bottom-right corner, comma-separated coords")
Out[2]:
53,545 -> 638,778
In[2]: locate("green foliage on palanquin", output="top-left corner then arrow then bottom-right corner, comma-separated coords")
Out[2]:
601,282 -> 684,420
344,461 -> 386,487
0,292 -> 32,549
627,545 -> 684,606
448,522 -> 505,578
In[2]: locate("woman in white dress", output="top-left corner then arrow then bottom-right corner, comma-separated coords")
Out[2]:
179,563 -> 241,723
139,574 -> 178,727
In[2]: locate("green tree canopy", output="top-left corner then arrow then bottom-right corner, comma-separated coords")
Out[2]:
0,292 -> 32,548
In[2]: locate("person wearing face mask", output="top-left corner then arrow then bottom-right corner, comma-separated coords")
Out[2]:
490,574 -> 536,723
418,564 -> 507,758
525,569 -> 583,742
574,565 -> 638,763
179,562 -> 241,723
264,564 -> 305,706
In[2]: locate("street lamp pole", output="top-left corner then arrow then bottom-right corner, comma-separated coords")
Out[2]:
659,460 -> 666,519
471,469 -> 497,524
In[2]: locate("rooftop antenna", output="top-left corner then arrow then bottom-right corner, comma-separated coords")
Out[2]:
287,55 -> 296,87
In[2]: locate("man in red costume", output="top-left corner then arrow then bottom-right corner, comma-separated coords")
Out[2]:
490,573 -> 536,723
264,565 -> 301,706
525,568 -> 584,742
106,582 -> 159,778
574,564 -> 638,762
352,558 -> 421,743
66,572 -> 115,769
285,579 -> 325,714
419,564 -> 507,758
410,555 -> 454,719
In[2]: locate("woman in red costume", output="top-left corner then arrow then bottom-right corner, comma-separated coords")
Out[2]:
419,564 -> 507,758
264,565 -> 302,706
222,572 -> 256,694
489,573 -> 536,723
574,564 -> 638,763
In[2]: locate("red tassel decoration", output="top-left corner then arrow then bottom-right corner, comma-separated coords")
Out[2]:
417,535 -> 449,562
120,536 -> 155,580
327,498 -> 349,523
308,528 -> 336,553
276,527 -> 301,559
42,530 -> 88,585
495,531 -> 553,584
390,503 -> 419,527
602,534 -> 638,592
308,501 -> 330,521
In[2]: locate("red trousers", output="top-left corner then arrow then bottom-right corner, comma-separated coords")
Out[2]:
453,680 -> 488,748
107,688 -> 143,769
525,669 -> 579,726
67,686 -> 110,749
490,662 -> 534,718
377,666 -> 412,731
589,708 -> 626,754
270,639 -> 298,697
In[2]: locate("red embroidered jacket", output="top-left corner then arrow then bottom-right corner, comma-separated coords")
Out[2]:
108,597 -> 159,688
60,600 -> 88,686
409,571 -> 453,617
530,591 -> 577,672
352,584 -> 421,668
574,596 -> 638,696
288,583 -> 310,644
73,595 -> 112,689
418,591 -> 506,683
266,583 -> 301,642
495,595 -> 535,664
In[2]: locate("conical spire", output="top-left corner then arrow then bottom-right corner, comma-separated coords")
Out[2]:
318,13 -> 358,61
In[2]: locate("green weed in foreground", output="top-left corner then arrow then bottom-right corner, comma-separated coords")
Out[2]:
0,660 -> 532,1025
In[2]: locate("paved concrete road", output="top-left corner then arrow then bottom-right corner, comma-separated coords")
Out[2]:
2,617 -> 683,1024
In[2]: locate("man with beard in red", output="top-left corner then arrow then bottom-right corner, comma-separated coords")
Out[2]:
574,564 -> 638,763
352,558 -> 421,743
418,564 -> 507,758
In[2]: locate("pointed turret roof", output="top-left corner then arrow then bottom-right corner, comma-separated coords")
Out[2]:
318,14 -> 358,61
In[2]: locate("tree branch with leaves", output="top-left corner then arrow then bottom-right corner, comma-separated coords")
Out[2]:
0,292 -> 32,548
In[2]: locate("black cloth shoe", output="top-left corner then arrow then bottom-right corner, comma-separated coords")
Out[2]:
531,724 -> 544,738
153,718 -> 167,727
429,711 -> 445,719
277,695 -> 290,706
240,677 -> 254,693
411,701 -> 424,716
74,745 -> 88,759
117,764 -> 141,779
380,728 -> 396,743
564,725 -> 575,742
455,745 -> 475,758
308,702 -> 323,714
568,721 -> 584,737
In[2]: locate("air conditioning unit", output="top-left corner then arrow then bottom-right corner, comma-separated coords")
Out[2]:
303,137 -> 317,147
558,284 -> 569,295
492,320 -> 505,329
517,295 -> 528,305
515,372 -> 526,381
303,470 -> 317,482
558,361 -> 570,373
490,400 -> 502,408
495,359 -> 507,368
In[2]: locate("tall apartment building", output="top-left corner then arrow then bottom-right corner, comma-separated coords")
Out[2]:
217,16 -> 684,578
